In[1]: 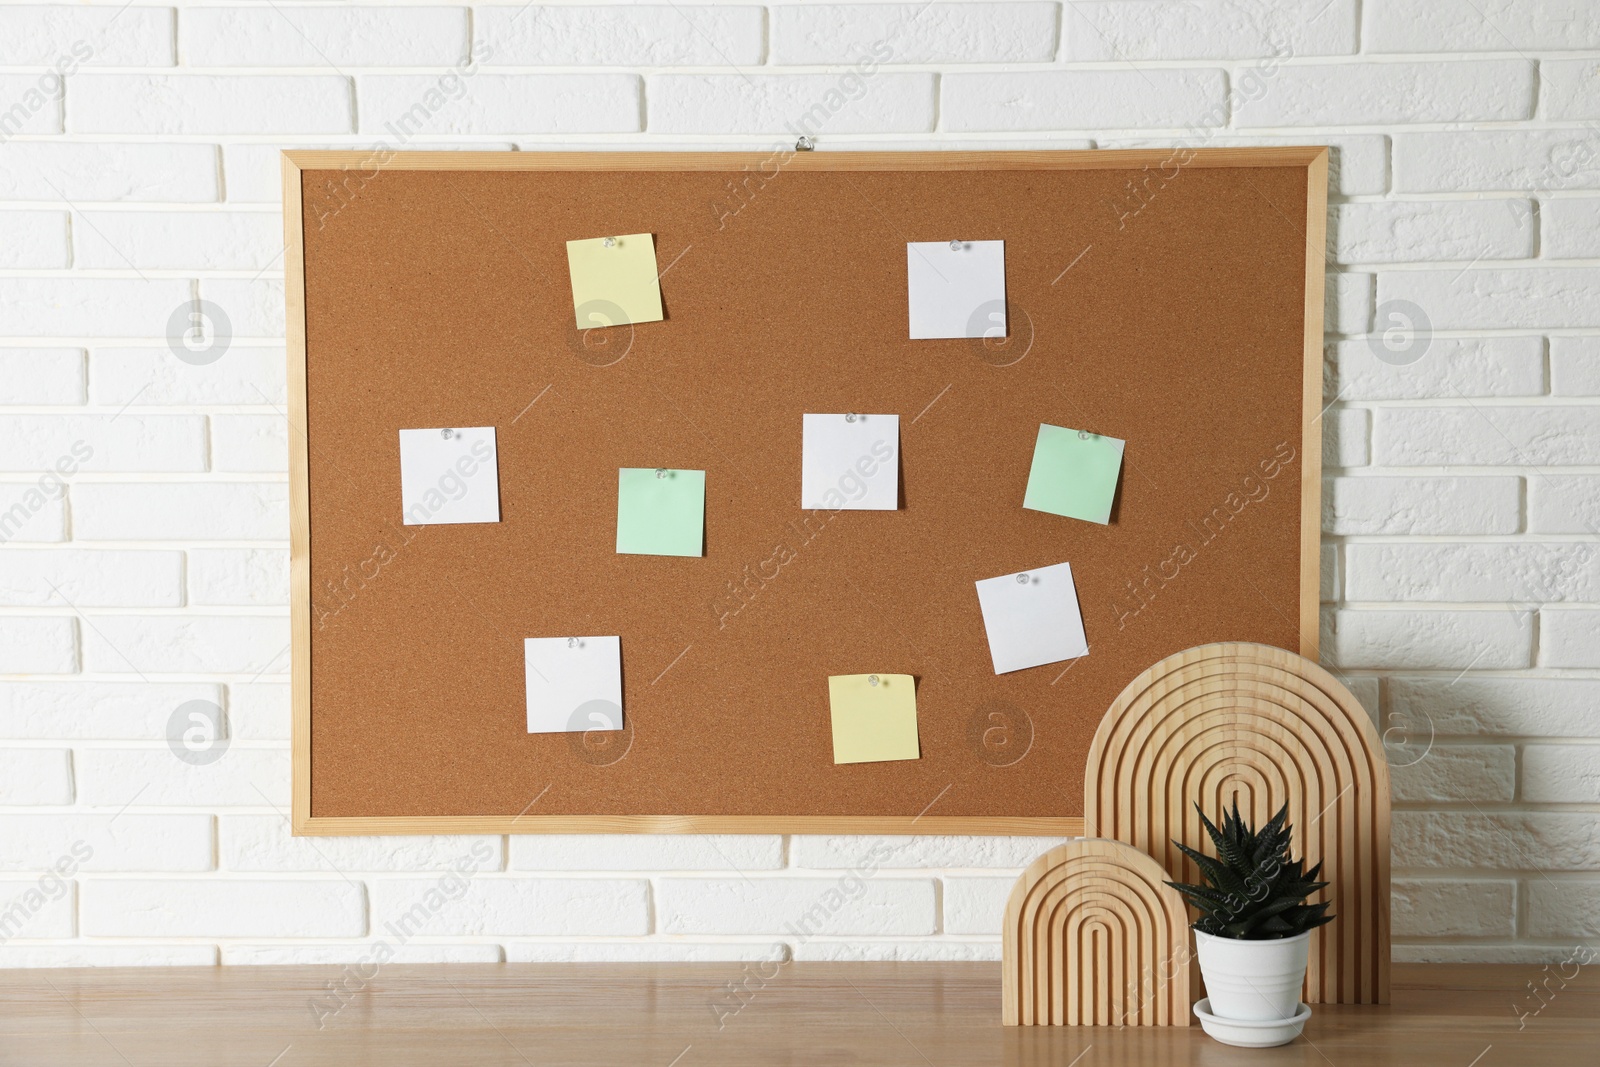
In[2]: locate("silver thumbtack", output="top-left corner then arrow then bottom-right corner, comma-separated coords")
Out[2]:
795,135 -> 815,151
567,637 -> 578,648
949,240 -> 961,251
603,237 -> 616,248
655,468 -> 667,479
441,428 -> 455,439
1016,573 -> 1029,584
868,675 -> 880,686
845,413 -> 857,423
1078,430 -> 1090,440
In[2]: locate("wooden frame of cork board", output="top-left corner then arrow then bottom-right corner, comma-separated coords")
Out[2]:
284,146 -> 1328,836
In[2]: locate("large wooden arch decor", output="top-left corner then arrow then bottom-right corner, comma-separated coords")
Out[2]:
1002,839 -> 1192,1027
1085,641 -> 1390,1005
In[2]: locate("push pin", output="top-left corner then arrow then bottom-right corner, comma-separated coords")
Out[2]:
441,428 -> 455,439
868,675 -> 880,686
845,413 -> 858,423
567,637 -> 578,648
1016,572 -> 1029,584
795,135 -> 815,151
655,468 -> 667,479
603,237 -> 617,248
949,239 -> 962,251
1078,430 -> 1090,440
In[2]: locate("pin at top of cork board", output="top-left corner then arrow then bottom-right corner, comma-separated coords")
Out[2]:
285,147 -> 1328,836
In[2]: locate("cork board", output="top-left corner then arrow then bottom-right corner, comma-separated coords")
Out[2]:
285,148 -> 1327,836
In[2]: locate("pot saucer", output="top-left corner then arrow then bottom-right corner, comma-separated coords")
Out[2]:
1193,997 -> 1311,1048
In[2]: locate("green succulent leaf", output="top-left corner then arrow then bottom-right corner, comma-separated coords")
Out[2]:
1200,806 -> 1248,873
1167,801 -> 1337,940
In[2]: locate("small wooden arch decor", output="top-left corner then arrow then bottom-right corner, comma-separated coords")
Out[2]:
1002,838 -> 1193,1027
1085,641 -> 1390,1005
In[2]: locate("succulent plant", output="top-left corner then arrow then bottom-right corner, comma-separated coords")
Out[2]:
1165,799 -> 1335,940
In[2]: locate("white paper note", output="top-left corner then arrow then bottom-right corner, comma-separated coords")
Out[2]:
975,561 -> 1089,675
906,240 -> 1007,340
801,413 -> 900,510
398,427 -> 500,526
524,636 -> 623,734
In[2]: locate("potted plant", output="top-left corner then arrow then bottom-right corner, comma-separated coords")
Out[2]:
1166,800 -> 1334,1048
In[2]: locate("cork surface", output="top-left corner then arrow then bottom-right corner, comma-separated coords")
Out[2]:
298,157 -> 1312,820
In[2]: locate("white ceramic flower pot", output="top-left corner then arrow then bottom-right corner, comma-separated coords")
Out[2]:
1194,929 -> 1310,1022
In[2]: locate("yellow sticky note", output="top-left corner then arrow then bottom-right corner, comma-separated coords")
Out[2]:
828,674 -> 920,765
566,233 -> 664,329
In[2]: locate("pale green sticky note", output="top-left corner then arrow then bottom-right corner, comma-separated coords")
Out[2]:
566,233 -> 664,329
1023,423 -> 1126,525
616,467 -> 704,557
829,674 -> 919,765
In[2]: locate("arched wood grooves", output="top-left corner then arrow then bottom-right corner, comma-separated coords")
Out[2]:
1002,839 -> 1192,1026
1084,642 -> 1390,1005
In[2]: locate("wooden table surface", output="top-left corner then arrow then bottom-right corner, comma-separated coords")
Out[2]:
0,962 -> 1589,1066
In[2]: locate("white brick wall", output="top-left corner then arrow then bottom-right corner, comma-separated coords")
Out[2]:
370,876 -> 649,936
0,617 -> 77,673
72,482 -> 288,540
0,750 -> 74,805
358,73 -> 642,135
72,211 -> 281,271
1551,336 -> 1600,395
1,0 -> 1597,969
181,7 -> 470,68
0,349 -> 83,405
1233,60 -> 1535,126
1365,0 -> 1600,52
650,73 -> 933,134
0,682 -> 222,740
0,548 -> 183,607
773,3 -> 1057,64
657,877 -> 937,935
0,5 -> 175,67
1393,879 -> 1516,939
0,279 -> 194,338
69,75 -> 355,135
1543,200 -> 1600,259
942,876 -> 1013,934
80,879 -> 365,938
509,834 -> 786,870
74,748 -> 290,806
1332,200 -> 1534,263
1062,0 -> 1357,61
481,6 -> 766,66
0,142 -> 220,201
942,69 -> 1227,130
88,347 -> 286,407
0,814 -> 213,871
0,210 -> 69,268
1327,337 -> 1543,401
